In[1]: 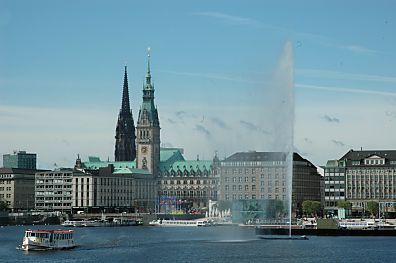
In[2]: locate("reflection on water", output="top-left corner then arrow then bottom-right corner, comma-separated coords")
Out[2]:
1,225 -> 396,263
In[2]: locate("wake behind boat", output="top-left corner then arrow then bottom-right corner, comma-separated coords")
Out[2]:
21,229 -> 76,251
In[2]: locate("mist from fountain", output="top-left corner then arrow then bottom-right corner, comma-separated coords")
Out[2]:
254,40 -> 294,236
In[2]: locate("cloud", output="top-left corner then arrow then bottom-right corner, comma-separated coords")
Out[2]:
322,115 -> 340,123
331,140 -> 345,147
194,11 -> 377,55
296,83 -> 396,98
167,118 -> 176,124
210,117 -> 230,129
193,11 -> 261,27
297,69 -> 396,84
159,70 -> 264,85
175,111 -> 196,121
239,120 -> 269,134
61,139 -> 71,147
339,45 -> 378,54
385,111 -> 396,118
195,124 -> 211,137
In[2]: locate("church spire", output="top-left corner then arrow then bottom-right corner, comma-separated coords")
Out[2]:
115,66 -> 136,162
121,66 -> 131,114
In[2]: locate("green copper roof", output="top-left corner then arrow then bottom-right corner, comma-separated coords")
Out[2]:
161,160 -> 212,173
325,159 -> 345,168
82,156 -> 136,170
113,167 -> 151,175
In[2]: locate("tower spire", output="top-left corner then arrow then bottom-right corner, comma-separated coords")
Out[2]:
146,47 -> 152,85
115,65 -> 136,161
121,66 -> 131,113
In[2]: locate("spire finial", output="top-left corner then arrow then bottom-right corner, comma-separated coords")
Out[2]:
147,47 -> 151,74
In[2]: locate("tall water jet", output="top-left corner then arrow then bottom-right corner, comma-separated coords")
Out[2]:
271,41 -> 294,236
254,40 -> 294,236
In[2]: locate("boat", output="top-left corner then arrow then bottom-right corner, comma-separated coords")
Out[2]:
61,219 -> 107,227
149,219 -> 211,227
62,218 -> 141,227
21,229 -> 76,251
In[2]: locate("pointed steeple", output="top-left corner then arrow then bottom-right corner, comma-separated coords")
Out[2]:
115,65 -> 136,162
121,66 -> 131,114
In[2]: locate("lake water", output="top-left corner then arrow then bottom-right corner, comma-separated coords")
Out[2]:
1,225 -> 396,262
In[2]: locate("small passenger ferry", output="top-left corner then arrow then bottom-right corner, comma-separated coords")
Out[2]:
21,229 -> 76,251
149,219 -> 211,227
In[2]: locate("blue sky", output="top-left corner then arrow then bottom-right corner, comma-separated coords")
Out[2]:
1,0 -> 396,168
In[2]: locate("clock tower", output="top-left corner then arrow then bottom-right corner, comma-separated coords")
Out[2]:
136,48 -> 160,176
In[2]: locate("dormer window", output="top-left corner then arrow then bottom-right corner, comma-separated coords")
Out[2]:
364,155 -> 385,166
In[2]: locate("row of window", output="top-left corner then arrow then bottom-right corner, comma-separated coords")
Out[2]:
159,170 -> 210,177
224,194 -> 286,200
224,185 -> 286,193
161,179 -> 214,185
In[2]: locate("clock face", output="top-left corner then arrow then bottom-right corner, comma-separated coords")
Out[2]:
141,146 -> 147,154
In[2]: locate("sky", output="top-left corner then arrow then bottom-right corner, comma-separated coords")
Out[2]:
1,0 -> 396,169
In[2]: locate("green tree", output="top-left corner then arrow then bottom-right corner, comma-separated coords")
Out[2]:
366,201 -> 379,217
337,200 -> 352,209
0,200 -> 8,211
302,200 -> 321,216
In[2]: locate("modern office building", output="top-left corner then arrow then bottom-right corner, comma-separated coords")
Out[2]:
0,168 -> 45,211
3,151 -> 37,170
324,149 -> 396,216
218,151 -> 322,216
323,159 -> 346,216
35,169 -> 78,212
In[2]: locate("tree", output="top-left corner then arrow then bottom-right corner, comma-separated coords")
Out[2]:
302,200 -> 321,216
0,200 -> 8,211
366,201 -> 379,217
337,200 -> 352,209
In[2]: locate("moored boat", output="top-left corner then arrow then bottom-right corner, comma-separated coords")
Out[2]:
21,229 -> 76,251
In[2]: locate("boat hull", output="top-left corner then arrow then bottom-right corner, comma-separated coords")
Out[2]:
255,227 -> 396,236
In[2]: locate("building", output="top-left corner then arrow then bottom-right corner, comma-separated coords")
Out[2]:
115,66 -> 136,162
74,157 -> 157,212
324,149 -> 396,216
218,151 -> 321,217
3,151 -> 37,170
135,50 -> 161,177
35,169 -> 77,212
0,168 -> 45,211
323,159 -> 346,216
157,148 -> 219,211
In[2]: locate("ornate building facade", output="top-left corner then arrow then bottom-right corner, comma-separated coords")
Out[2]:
114,66 -> 136,161
157,149 -> 219,210
135,51 -> 161,177
324,149 -> 396,216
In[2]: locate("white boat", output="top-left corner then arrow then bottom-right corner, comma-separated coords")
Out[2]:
149,219 -> 211,227
62,219 -> 110,227
21,229 -> 76,251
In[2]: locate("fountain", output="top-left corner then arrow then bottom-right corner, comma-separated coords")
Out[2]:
252,40 -> 295,237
